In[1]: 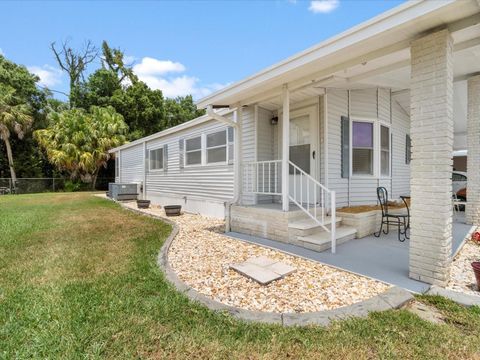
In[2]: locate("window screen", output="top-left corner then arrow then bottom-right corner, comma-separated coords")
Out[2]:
206,130 -> 227,164
185,136 -> 202,165
149,148 -> 164,170
352,121 -> 373,175
380,125 -> 390,176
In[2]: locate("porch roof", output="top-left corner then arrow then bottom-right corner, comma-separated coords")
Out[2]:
196,0 -> 480,109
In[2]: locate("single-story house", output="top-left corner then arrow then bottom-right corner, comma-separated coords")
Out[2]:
110,0 -> 480,287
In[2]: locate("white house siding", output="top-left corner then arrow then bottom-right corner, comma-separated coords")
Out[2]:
256,106 -> 276,203
326,88 -> 410,207
119,144 -> 144,184
241,106 -> 257,205
349,89 -> 389,205
326,89 -> 350,207
391,98 -> 411,199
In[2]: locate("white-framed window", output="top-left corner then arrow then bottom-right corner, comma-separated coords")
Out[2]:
185,136 -> 202,166
380,124 -> 391,177
351,120 -> 374,176
206,129 -> 227,164
149,147 -> 164,171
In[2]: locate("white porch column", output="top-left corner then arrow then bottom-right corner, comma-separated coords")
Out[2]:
466,75 -> 480,224
282,84 -> 290,212
234,106 -> 243,205
409,29 -> 454,286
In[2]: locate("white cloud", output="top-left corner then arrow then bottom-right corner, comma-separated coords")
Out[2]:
27,65 -> 63,87
309,0 -> 339,13
133,57 -> 185,76
132,56 -> 228,99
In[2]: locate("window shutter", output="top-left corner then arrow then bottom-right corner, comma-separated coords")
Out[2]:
406,134 -> 411,164
163,144 -> 168,172
341,116 -> 350,178
179,139 -> 184,169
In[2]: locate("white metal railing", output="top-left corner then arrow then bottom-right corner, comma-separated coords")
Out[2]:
288,161 -> 337,253
243,160 -> 282,195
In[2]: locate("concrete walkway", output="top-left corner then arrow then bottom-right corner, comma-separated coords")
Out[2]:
227,215 -> 474,293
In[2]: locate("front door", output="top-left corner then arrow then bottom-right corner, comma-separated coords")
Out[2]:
288,107 -> 318,205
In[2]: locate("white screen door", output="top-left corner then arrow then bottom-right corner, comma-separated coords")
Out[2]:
288,107 -> 318,205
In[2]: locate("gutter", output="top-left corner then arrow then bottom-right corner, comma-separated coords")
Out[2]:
206,105 -> 242,232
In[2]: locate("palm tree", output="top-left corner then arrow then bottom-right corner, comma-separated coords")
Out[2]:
0,85 -> 33,186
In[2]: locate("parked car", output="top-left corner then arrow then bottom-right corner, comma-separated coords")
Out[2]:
453,171 -> 467,201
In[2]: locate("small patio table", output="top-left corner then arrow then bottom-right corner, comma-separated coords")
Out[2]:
400,195 -> 411,239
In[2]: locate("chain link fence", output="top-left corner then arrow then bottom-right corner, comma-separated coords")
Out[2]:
0,178 -> 114,195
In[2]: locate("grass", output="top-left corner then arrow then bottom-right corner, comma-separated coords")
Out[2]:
0,192 -> 479,359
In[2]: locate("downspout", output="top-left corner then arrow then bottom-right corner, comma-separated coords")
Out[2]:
206,105 -> 242,232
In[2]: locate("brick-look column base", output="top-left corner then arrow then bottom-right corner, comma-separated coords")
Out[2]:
409,29 -> 454,286
466,75 -> 480,225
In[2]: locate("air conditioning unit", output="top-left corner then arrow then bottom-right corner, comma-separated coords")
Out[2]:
109,183 -> 139,201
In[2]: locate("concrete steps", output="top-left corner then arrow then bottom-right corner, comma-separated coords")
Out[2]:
288,216 -> 342,238
293,225 -> 357,252
287,209 -> 357,252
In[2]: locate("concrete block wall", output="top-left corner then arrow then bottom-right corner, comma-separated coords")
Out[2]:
409,29 -> 454,286
466,75 -> 480,225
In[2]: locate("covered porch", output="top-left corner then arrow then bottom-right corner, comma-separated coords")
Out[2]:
199,0 -> 480,288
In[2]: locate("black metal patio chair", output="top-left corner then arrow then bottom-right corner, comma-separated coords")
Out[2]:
374,187 -> 409,242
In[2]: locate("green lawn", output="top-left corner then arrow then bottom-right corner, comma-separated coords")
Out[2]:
1,193 -> 479,359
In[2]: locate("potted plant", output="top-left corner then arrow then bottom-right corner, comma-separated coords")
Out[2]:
164,205 -> 182,216
136,199 -> 151,209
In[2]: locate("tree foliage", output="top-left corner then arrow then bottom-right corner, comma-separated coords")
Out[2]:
0,85 -> 34,182
0,55 -> 48,180
34,106 -> 128,187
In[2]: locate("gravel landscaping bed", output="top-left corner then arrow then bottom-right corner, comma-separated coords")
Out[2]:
121,201 -> 391,313
447,238 -> 480,297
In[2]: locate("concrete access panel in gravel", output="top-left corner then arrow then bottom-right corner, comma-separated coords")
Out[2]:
230,256 -> 296,285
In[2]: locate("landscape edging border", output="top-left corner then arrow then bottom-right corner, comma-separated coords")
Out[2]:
114,199 -> 414,326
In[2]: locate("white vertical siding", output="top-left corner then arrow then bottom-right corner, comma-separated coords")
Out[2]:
145,119 -> 234,202
119,144 -> 144,184
391,98 -> 411,199
326,89 -> 349,207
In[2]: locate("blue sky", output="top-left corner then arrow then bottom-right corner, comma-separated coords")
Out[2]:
0,0 -> 405,100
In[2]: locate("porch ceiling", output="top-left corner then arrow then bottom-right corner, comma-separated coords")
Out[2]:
197,0 -> 480,110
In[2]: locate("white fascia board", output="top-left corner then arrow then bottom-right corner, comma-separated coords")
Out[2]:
109,108 -> 234,153
196,0 -> 457,108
